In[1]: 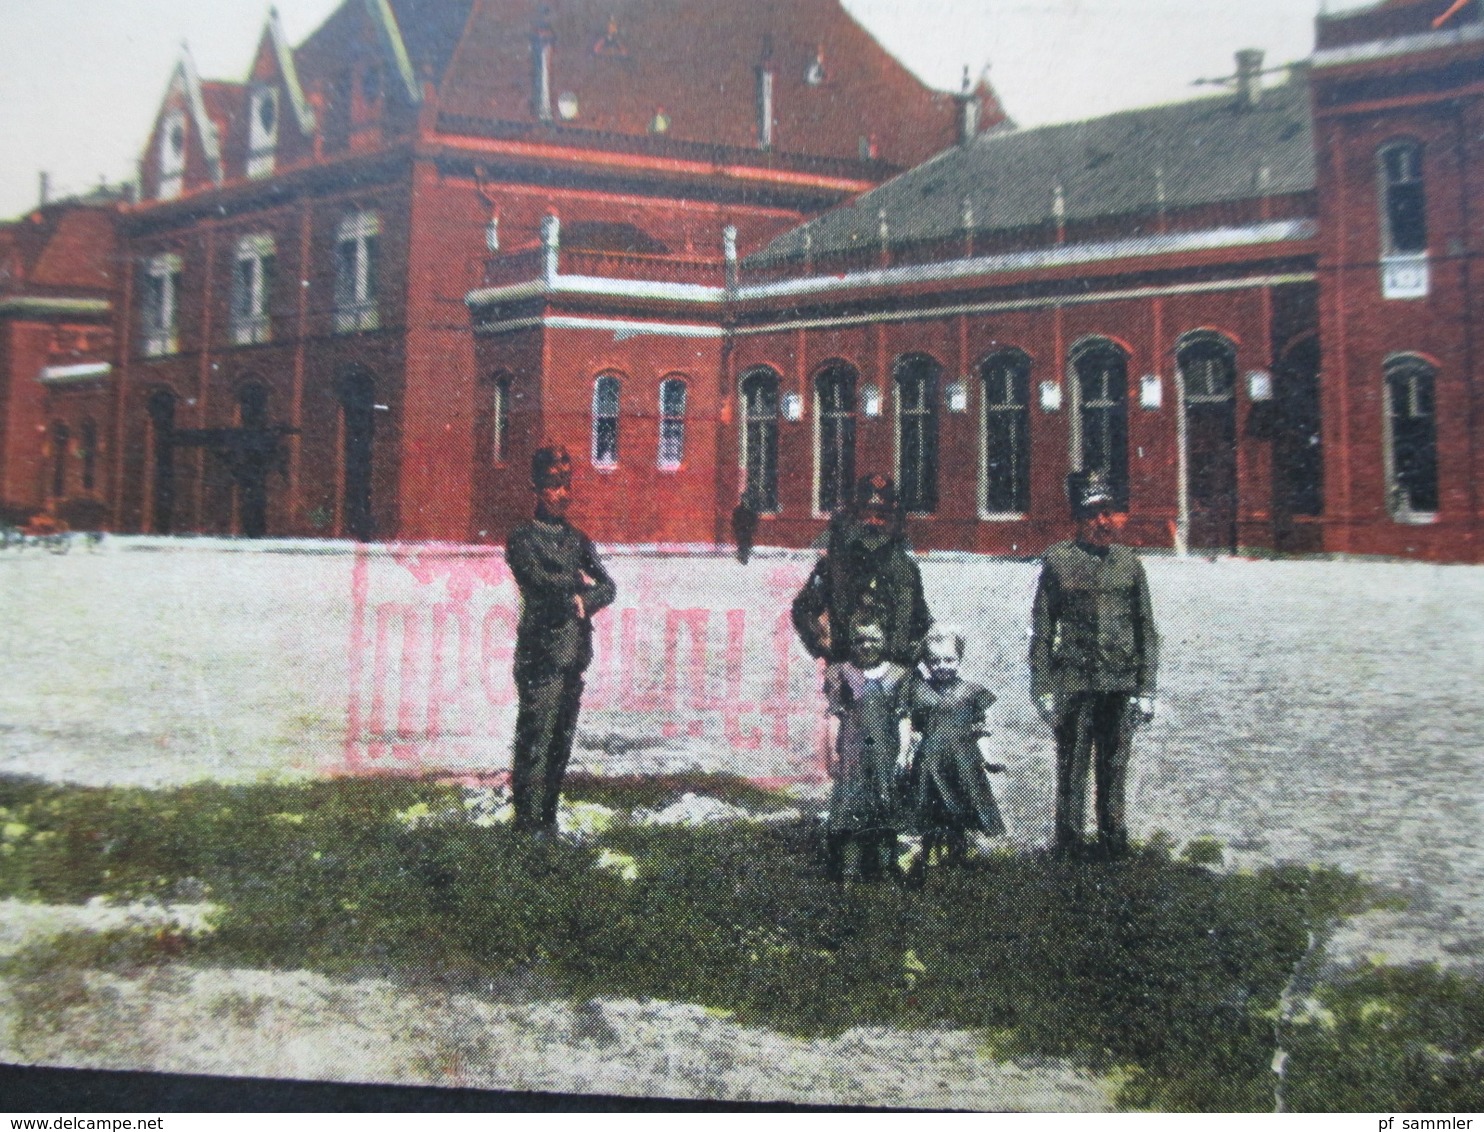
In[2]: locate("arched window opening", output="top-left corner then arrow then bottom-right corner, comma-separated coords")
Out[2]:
981,350 -> 1031,514
1071,340 -> 1129,511
1384,355 -> 1439,518
1177,333 -> 1239,552
658,377 -> 688,471
895,354 -> 940,514
592,374 -> 621,469
1380,142 -> 1427,256
146,389 -> 177,534
80,418 -> 98,492
816,362 -> 857,514
339,372 -> 376,541
49,422 -> 70,499
740,368 -> 781,514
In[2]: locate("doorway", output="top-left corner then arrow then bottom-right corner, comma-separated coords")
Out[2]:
1178,335 -> 1238,553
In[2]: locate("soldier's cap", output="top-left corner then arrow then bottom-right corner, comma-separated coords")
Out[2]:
531,443 -> 573,489
854,473 -> 897,512
1067,470 -> 1116,517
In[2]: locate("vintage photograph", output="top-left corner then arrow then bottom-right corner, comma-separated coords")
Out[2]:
1,0 -> 1483,1114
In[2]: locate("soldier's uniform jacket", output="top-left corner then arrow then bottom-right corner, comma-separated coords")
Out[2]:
1029,542 -> 1159,710
792,521 -> 932,667
508,517 -> 617,680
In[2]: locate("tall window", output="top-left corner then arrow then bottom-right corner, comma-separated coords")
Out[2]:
80,418 -> 98,492
1380,142 -> 1427,255
740,368 -> 780,513
141,253 -> 182,357
334,212 -> 380,333
49,422 -> 70,498
1071,340 -> 1130,510
593,374 -> 621,468
158,110 -> 186,201
658,377 -> 688,470
895,354 -> 940,514
247,86 -> 279,179
232,234 -> 275,345
982,349 -> 1032,514
1384,355 -> 1439,517
486,374 -> 510,466
815,362 -> 857,514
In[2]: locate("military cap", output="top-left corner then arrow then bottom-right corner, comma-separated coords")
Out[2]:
853,473 -> 897,512
531,442 -> 573,489
1067,470 -> 1115,518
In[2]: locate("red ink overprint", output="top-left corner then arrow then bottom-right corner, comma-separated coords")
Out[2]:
343,550 -> 823,777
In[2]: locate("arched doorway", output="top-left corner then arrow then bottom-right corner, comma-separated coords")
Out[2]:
146,390 -> 177,534
339,371 -> 376,541
1177,333 -> 1239,552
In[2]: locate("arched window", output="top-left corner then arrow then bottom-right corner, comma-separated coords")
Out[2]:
1070,339 -> 1129,510
740,367 -> 781,514
1384,355 -> 1439,517
487,374 -> 510,466
80,418 -> 98,492
895,354 -> 940,514
981,349 -> 1032,515
1380,141 -> 1427,256
1177,333 -> 1239,551
158,110 -> 186,201
146,389 -> 177,534
49,422 -> 70,499
815,362 -> 857,514
592,374 -> 621,468
334,212 -> 380,333
658,377 -> 688,470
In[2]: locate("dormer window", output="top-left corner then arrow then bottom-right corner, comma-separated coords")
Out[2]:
159,110 -> 186,201
232,234 -> 275,345
334,212 -> 380,334
141,253 -> 182,357
247,86 -> 279,179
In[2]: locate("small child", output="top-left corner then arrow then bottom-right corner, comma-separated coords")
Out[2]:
823,614 -> 912,881
904,626 -> 1005,866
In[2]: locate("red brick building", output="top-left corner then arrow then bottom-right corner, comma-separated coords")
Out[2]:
3,0 -> 1482,561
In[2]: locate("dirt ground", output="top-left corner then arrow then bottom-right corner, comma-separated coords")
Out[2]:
1,538 -> 1481,1106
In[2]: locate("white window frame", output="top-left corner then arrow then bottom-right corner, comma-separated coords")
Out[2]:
333,212 -> 380,334
1382,355 -> 1440,524
141,253 -> 183,357
657,377 -> 688,471
740,368 -> 781,515
592,374 -> 621,470
231,233 -> 275,346
158,110 -> 186,201
980,350 -> 1032,519
247,86 -> 279,179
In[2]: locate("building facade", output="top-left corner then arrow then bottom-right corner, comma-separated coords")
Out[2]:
2,0 -> 1481,562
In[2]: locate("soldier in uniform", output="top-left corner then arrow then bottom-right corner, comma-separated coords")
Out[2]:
507,444 -> 617,836
792,474 -> 932,668
1029,472 -> 1159,860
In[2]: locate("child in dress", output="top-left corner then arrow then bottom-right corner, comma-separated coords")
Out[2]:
905,626 -> 1005,866
823,615 -> 912,881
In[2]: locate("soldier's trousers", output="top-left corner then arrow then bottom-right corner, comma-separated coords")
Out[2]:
1053,691 -> 1133,856
512,668 -> 585,833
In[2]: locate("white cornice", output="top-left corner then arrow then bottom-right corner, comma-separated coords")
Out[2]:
39,362 -> 112,385
1312,20 -> 1484,70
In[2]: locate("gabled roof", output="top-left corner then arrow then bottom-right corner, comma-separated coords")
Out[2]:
435,0 -> 963,167
365,0 -> 423,103
175,45 -> 226,186
751,69 -> 1315,264
264,7 -> 317,133
387,0 -> 476,84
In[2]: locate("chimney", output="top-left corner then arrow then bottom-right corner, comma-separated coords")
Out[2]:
955,67 -> 980,146
1235,49 -> 1264,110
38,171 -> 50,207
755,66 -> 775,150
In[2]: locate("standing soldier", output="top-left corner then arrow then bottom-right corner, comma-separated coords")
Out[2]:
507,444 -> 617,837
1029,472 -> 1159,860
792,473 -> 932,668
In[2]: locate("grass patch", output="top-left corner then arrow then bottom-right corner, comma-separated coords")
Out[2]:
3,773 -> 1471,1111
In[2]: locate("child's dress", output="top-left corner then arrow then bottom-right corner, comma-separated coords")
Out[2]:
824,661 -> 910,838
906,675 -> 1005,839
